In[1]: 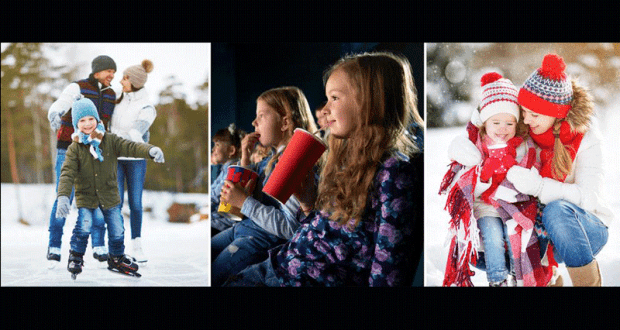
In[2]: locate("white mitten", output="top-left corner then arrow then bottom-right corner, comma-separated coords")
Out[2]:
55,196 -> 71,219
50,114 -> 62,131
507,166 -> 543,197
149,147 -> 165,163
448,134 -> 482,166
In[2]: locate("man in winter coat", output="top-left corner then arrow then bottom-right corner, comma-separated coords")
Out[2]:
46,55 -> 117,266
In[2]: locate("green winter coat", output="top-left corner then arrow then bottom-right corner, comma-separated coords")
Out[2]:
58,133 -> 154,210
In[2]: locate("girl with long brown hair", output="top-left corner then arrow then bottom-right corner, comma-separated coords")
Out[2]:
224,52 -> 424,286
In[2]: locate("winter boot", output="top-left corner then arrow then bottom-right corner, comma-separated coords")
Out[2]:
547,266 -> 563,287
132,237 -> 148,263
93,246 -> 109,262
506,274 -> 517,287
67,250 -> 84,279
567,259 -> 602,287
489,279 -> 510,287
108,254 -> 141,277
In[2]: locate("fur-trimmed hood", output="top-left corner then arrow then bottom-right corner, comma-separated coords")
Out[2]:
566,79 -> 594,134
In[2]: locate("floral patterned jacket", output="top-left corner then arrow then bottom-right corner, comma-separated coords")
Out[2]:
269,153 -> 422,286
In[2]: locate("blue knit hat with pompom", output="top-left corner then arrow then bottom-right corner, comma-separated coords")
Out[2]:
72,98 -> 100,130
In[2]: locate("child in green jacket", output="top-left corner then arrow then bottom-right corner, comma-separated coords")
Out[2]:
56,98 -> 165,279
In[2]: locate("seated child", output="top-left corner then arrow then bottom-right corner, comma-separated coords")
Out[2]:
55,98 -> 165,279
210,123 -> 246,235
441,73 -> 555,287
211,86 -> 318,286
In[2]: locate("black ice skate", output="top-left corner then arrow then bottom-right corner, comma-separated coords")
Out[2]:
93,251 -> 109,262
47,247 -> 61,262
47,247 -> 61,269
67,250 -> 84,280
107,254 -> 141,277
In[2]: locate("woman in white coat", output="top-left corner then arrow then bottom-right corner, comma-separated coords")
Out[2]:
110,59 -> 157,263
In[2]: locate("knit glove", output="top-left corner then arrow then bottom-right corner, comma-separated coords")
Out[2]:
149,147 -> 165,163
507,166 -> 543,197
50,114 -> 62,131
448,134 -> 482,166
55,196 -> 70,219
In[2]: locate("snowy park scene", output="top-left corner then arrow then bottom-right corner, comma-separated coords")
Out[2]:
425,43 -> 620,286
2,43 -> 210,286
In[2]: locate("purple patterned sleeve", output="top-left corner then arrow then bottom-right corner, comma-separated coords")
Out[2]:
368,160 -> 416,286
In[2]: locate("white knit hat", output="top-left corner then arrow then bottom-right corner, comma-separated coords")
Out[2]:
478,72 -> 520,124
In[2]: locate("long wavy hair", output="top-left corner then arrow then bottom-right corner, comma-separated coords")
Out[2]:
316,52 -> 423,227
257,86 -> 318,175
548,79 -> 593,180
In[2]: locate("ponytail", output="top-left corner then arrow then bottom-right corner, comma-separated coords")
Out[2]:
551,119 -> 573,180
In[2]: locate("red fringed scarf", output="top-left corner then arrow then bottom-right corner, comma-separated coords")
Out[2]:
440,124 -> 556,287
529,121 -> 584,181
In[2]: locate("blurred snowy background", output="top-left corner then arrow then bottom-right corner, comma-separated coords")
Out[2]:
425,43 -> 620,286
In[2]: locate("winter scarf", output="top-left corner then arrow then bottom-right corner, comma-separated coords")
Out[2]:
440,123 -> 556,286
71,122 -> 106,162
529,121 -> 584,181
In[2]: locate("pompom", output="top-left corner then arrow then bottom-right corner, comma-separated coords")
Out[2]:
141,59 -> 154,73
480,72 -> 503,86
539,53 -> 566,80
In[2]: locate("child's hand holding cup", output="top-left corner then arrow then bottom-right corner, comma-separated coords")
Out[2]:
218,165 -> 259,220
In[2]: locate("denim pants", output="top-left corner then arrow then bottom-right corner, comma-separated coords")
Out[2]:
222,258 -> 281,287
542,200 -> 608,267
211,219 -> 285,286
117,159 -> 147,239
70,205 -> 125,256
49,148 -> 105,249
475,216 -> 514,283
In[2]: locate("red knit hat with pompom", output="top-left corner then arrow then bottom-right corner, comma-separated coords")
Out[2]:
518,54 -> 572,118
477,72 -> 520,125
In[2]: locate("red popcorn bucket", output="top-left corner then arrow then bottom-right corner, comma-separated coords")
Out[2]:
218,165 -> 259,221
262,128 -> 327,204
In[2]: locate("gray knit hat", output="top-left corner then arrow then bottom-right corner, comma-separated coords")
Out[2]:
91,55 -> 116,74
123,59 -> 154,89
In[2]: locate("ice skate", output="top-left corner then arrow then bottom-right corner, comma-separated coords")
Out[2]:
107,254 -> 141,277
131,237 -> 148,264
67,250 -> 84,280
93,246 -> 109,262
47,247 -> 61,269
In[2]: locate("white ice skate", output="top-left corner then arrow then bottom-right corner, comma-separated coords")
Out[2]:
131,237 -> 148,264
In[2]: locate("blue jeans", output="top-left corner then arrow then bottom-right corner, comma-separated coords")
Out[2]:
542,200 -> 608,267
222,258 -> 281,287
211,219 -> 285,286
70,205 -> 125,256
49,148 -> 105,249
475,216 -> 514,283
117,159 -> 147,239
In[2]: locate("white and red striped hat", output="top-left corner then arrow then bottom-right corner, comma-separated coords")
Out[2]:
478,72 -> 520,124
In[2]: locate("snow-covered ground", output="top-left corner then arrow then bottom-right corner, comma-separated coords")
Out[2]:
1,184 -> 209,286
425,108 -> 620,287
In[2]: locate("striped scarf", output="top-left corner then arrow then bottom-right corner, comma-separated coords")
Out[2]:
440,123 -> 556,287
71,122 -> 106,162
